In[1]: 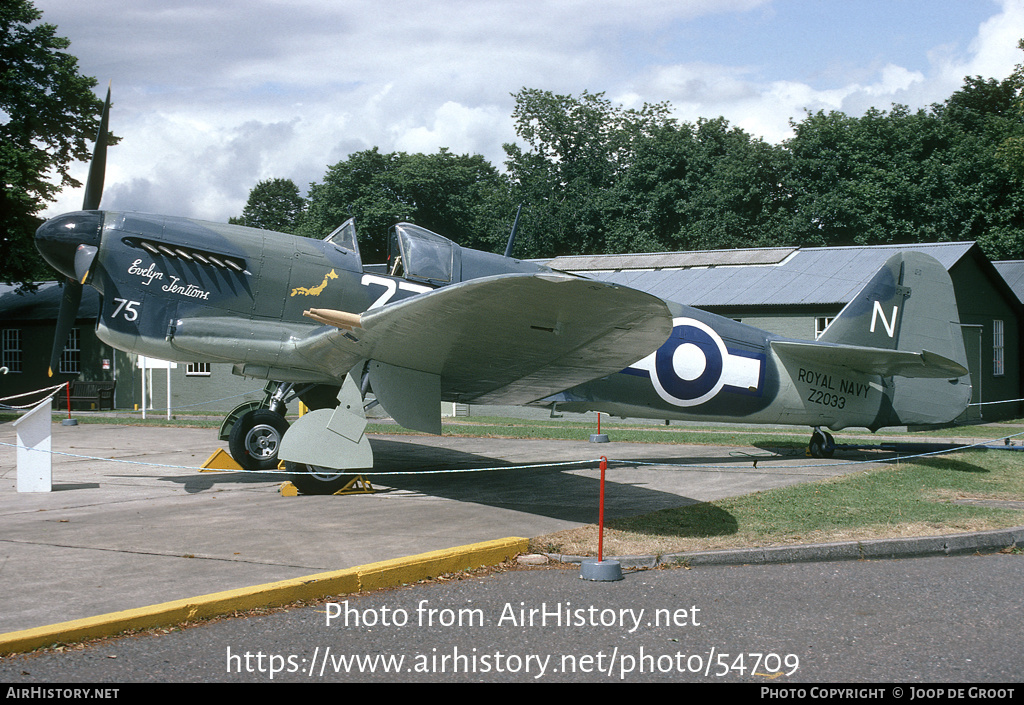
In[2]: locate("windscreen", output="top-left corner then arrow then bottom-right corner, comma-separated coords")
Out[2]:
324,217 -> 361,261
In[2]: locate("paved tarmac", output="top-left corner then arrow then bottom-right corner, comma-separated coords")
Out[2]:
0,420 -> 903,635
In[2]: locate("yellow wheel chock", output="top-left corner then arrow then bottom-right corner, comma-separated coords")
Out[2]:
201,448 -> 374,496
279,475 -> 375,496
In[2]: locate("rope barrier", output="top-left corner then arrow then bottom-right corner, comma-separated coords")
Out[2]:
604,429 -> 1024,472
0,382 -> 68,410
0,386 -> 265,414
968,397 -> 1024,407
2,428 -> 1022,477
0,441 -> 598,475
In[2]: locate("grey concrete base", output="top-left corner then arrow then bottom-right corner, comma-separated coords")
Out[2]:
580,558 -> 623,581
589,433 -> 609,443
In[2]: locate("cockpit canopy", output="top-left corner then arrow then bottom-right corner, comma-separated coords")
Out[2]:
389,223 -> 454,284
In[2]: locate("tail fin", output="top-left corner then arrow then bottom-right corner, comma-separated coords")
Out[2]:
819,251 -> 971,425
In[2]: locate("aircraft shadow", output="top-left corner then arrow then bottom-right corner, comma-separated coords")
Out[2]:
359,438 -> 732,525
151,438 -> 756,532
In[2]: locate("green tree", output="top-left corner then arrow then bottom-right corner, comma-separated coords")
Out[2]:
229,177 -> 306,233
995,39 -> 1024,182
1,0 -> 113,284
929,73 -> 1024,258
503,88 -> 675,257
300,148 -> 511,262
780,106 -> 943,247
775,76 -> 1024,259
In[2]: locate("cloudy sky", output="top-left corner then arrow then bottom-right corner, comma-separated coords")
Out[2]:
34,0 -> 1024,224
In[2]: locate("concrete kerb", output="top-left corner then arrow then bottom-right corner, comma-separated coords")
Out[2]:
544,526 -> 1024,569
0,537 -> 528,656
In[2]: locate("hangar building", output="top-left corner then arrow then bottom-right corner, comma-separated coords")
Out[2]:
549,241 -> 1022,422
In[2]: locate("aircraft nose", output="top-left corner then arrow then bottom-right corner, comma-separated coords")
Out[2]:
35,211 -> 104,280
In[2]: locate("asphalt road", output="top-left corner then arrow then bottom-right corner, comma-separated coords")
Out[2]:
0,552 -> 1021,684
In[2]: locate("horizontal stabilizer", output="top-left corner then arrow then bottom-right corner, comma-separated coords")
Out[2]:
771,340 -> 968,379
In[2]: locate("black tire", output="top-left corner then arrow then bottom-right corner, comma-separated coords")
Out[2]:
808,430 -> 835,459
229,409 -> 289,470
285,461 -> 356,495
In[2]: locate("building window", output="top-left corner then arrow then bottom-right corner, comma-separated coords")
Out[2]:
59,328 -> 80,375
186,362 -> 211,376
2,329 -> 22,373
993,319 -> 1005,377
815,317 -> 834,340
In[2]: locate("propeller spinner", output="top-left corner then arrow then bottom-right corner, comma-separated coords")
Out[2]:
35,86 -> 110,376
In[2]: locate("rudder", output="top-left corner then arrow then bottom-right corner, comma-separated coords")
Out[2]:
819,251 -> 971,426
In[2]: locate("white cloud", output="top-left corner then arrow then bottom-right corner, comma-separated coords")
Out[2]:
33,0 -> 1024,223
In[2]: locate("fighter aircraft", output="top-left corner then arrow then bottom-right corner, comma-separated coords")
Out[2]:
35,91 -> 972,493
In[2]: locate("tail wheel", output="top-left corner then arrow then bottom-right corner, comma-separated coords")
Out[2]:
808,428 -> 835,459
285,461 -> 355,495
229,409 -> 289,470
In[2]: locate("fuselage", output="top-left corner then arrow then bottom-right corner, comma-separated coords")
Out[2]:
546,302 -> 893,431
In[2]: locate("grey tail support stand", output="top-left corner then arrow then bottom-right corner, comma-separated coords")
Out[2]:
279,373 -> 373,470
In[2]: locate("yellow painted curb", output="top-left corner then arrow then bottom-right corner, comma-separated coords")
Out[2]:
0,537 -> 528,655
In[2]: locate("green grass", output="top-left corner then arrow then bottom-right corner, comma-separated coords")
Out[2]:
533,449 -> 1024,557
0,412 -> 224,429
10,409 -> 1024,445
376,414 -> 1024,447
370,416 -> 814,448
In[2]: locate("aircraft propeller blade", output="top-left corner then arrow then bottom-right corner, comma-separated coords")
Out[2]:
49,279 -> 82,377
74,244 -> 99,285
82,85 -> 110,211
47,85 -> 110,376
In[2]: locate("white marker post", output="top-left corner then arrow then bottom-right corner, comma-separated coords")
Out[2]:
14,398 -> 52,492
137,356 -> 176,420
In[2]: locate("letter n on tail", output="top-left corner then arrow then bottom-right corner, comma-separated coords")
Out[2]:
870,301 -> 898,338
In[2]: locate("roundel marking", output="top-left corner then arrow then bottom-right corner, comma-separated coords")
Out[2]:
649,318 -> 729,407
672,343 -> 707,381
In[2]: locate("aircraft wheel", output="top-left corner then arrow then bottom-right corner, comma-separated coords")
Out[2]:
229,409 -> 289,470
285,462 -> 355,495
808,429 -> 835,459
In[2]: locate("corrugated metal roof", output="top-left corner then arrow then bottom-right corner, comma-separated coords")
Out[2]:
994,261 -> 1024,304
556,242 -> 977,307
0,282 -> 101,320
548,247 -> 796,271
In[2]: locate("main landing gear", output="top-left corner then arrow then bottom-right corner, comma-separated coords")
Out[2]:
808,427 -> 836,459
229,408 -> 288,470
223,381 -> 341,471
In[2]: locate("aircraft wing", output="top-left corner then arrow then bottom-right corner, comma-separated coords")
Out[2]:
295,272 -> 673,404
771,340 -> 968,379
